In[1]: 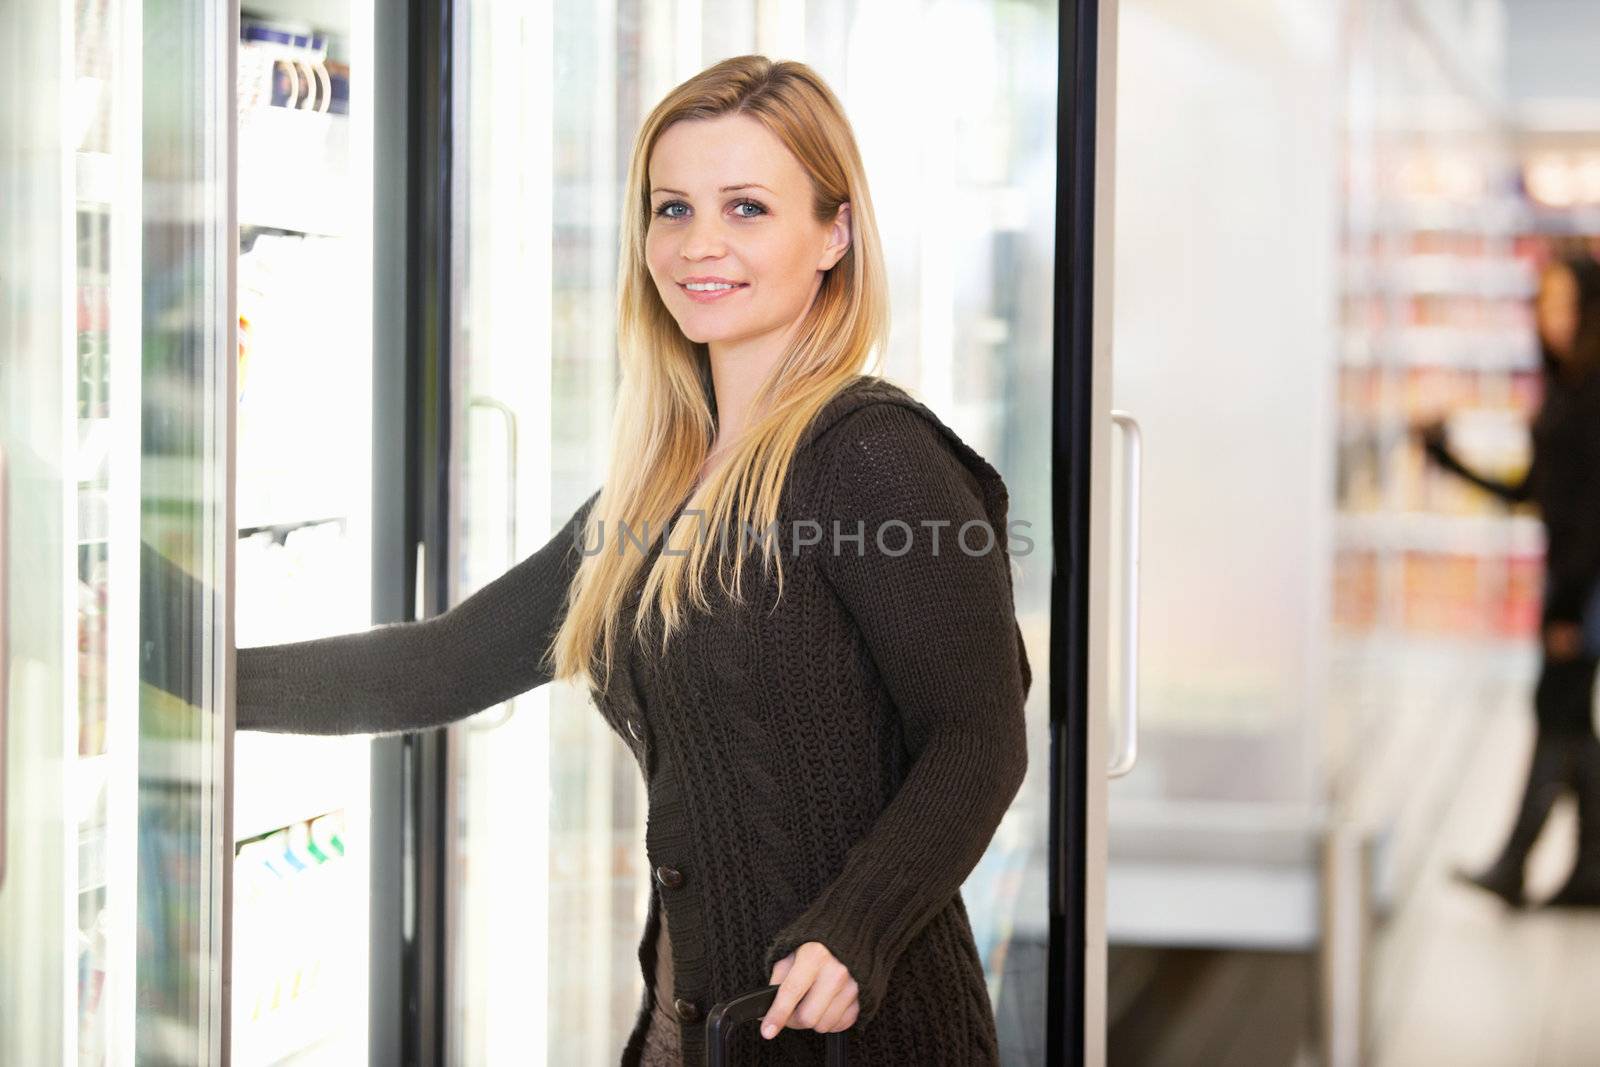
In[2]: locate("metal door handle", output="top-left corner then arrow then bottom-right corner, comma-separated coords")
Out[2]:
1,444 -> 9,890
466,397 -> 519,733
1108,412 -> 1141,778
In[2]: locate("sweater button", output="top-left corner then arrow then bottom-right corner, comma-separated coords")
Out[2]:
673,997 -> 701,1024
654,864 -> 684,890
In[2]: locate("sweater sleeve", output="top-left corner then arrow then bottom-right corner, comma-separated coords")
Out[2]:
1424,434 -> 1535,505
234,487 -> 601,736
759,405 -> 1031,1026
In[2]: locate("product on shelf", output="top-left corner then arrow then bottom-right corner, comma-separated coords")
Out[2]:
232,810 -> 353,1065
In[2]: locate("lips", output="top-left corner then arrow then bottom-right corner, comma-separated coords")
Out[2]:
678,279 -> 749,304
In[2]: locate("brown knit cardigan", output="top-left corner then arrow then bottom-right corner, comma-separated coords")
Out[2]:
237,374 -> 1034,1065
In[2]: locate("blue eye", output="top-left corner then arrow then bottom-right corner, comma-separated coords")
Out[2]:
652,198 -> 771,219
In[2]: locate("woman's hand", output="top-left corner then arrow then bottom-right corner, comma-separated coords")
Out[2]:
760,941 -> 859,1039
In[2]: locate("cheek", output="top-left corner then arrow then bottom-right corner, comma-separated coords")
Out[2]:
645,230 -> 671,281
646,244 -> 687,309
754,229 -> 820,298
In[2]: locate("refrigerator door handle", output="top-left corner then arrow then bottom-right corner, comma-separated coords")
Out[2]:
1108,411 -> 1142,779
466,397 -> 519,733
0,444 -> 8,890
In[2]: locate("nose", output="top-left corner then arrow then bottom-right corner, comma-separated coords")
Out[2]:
680,213 -> 726,261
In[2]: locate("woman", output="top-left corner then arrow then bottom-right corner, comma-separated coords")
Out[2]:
1420,251 -> 1600,909
236,56 -> 1032,1066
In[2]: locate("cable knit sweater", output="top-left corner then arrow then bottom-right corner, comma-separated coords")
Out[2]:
235,374 -> 1033,1066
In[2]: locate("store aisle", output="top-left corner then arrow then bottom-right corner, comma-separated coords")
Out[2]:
1373,676 -> 1600,1067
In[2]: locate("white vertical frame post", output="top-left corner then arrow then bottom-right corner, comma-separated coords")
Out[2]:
1081,0 -> 1118,1062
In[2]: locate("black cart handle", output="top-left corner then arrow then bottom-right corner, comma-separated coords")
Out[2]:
705,985 -> 848,1066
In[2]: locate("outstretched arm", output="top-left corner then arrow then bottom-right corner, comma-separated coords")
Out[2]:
1421,421 -> 1535,505
230,487 -> 601,736
759,405 -> 1030,1027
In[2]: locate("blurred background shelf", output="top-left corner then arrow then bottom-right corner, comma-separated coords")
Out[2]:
1336,511 -> 1544,556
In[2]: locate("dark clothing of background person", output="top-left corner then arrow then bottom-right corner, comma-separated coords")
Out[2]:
1425,361 -> 1600,633
1423,254 -> 1600,908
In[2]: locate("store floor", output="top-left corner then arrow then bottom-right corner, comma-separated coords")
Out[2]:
1372,669 -> 1600,1067
1107,642 -> 1600,1066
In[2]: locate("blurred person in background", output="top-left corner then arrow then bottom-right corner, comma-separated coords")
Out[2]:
1418,251 -> 1600,908
1420,252 -> 1600,908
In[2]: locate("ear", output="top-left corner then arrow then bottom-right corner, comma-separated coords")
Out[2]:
818,202 -> 852,272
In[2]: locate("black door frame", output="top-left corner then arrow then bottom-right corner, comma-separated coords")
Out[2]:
1052,1 -> 1100,1064
371,0 -> 455,1064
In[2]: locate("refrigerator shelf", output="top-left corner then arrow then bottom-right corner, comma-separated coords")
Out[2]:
1335,510 -> 1544,556
233,732 -> 368,844
235,514 -> 345,542
1341,271 -> 1538,302
1353,199 -> 1530,237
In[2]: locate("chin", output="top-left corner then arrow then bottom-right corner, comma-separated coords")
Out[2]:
676,324 -> 715,344
676,316 -> 744,346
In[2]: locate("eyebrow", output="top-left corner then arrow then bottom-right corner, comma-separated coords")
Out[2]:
649,183 -> 774,196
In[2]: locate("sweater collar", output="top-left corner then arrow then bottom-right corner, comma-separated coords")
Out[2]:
799,374 -> 1014,529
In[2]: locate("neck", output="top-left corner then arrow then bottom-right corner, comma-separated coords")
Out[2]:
703,281 -> 823,448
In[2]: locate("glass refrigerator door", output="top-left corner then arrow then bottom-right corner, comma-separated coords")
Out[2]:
1066,4 -> 1543,1062
1,0 -> 234,1064
446,2 -> 1055,1063
230,2 -> 377,1063
1100,0 -> 1341,970
1090,5 -> 1343,1061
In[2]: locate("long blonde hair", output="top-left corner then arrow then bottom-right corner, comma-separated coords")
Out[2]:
546,55 -> 890,697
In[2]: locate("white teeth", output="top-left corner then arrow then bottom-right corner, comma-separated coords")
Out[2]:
685,282 -> 740,292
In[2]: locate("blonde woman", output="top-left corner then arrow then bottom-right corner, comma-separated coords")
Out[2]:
236,56 -> 1031,1066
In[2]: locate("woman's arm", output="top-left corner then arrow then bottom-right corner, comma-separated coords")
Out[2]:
232,487 -> 601,736
759,405 -> 1030,1027
1420,420 -> 1535,504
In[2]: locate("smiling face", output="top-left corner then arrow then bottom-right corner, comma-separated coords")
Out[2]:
645,113 -> 850,350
